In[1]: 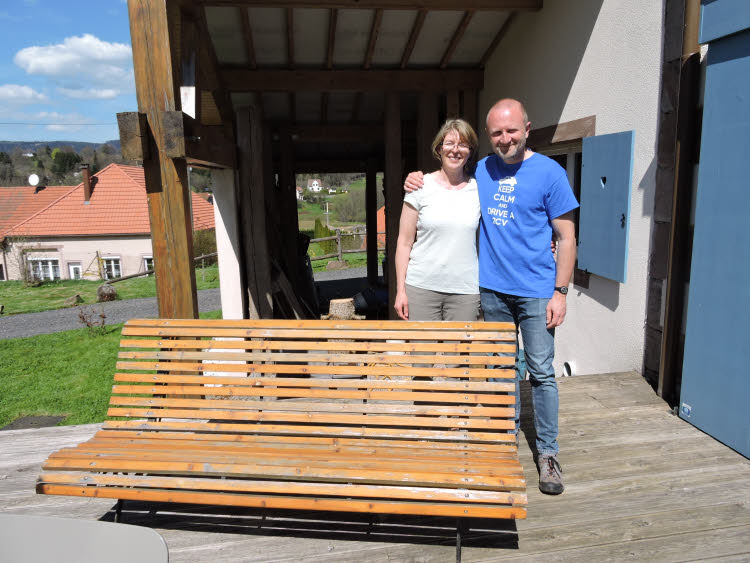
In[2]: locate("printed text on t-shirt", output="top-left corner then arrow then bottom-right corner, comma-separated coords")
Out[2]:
487,176 -> 517,226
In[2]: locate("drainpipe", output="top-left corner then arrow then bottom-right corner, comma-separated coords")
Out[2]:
658,0 -> 701,404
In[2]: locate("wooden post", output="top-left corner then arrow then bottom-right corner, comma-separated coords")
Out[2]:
417,92 -> 439,172
365,157 -> 379,285
278,127 -> 299,288
463,89 -> 478,133
127,0 -> 197,319
236,104 -> 273,319
446,91 -> 460,119
384,92 -> 402,319
336,229 -> 343,261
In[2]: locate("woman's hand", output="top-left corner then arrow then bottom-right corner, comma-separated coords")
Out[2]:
394,291 -> 409,320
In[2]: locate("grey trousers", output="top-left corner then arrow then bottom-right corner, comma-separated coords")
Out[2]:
405,284 -> 480,321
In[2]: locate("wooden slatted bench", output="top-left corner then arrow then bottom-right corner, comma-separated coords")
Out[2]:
37,319 -> 526,558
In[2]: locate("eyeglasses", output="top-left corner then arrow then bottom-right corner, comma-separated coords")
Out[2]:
442,141 -> 471,152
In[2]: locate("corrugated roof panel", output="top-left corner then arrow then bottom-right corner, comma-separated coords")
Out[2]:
371,9 -> 418,67
294,8 -> 329,66
449,11 -> 509,66
205,7 -> 248,66
249,7 -> 287,66
408,11 -> 464,67
333,9 -> 373,67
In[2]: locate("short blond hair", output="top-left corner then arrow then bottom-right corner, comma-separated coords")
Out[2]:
430,118 -> 479,174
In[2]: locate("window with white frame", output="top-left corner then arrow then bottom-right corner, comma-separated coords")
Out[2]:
0,263 -> 5,281
102,257 -> 121,280
143,256 -> 154,273
27,258 -> 61,281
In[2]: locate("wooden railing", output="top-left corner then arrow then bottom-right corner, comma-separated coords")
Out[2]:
309,230 -> 384,262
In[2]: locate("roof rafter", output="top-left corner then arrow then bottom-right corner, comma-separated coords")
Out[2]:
479,11 -> 516,68
240,6 -> 257,69
401,9 -> 427,69
440,10 -> 474,69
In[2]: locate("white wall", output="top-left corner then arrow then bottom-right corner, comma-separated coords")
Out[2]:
480,0 -> 664,376
211,168 -> 244,319
3,236 -> 153,280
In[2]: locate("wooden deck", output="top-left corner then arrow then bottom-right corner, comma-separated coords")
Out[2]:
2,372 -> 749,561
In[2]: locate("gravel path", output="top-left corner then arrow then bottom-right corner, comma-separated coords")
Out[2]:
0,266 -> 379,340
0,288 -> 222,340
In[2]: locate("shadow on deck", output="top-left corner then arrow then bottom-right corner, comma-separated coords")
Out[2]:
1,372 -> 749,561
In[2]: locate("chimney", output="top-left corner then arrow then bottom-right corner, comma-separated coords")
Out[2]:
81,164 -> 92,203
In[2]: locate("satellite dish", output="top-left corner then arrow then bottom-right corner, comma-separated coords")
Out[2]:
28,174 -> 40,187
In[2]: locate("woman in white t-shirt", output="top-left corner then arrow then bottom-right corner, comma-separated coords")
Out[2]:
394,119 -> 481,321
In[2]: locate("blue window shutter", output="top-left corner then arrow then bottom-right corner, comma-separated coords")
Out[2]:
578,130 -> 634,283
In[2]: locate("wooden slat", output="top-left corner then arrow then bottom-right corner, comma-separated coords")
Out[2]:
113,373 -> 516,392
84,436 -> 520,463
240,6 -> 256,69
124,317 -> 516,331
42,457 -> 523,490
102,420 -> 517,443
198,0 -> 541,9
115,360 -> 515,379
364,8 -> 383,69
108,393 -> 514,418
36,485 -> 527,519
96,428 -> 518,453
118,349 -> 513,365
401,9 -> 427,68
39,473 -> 527,505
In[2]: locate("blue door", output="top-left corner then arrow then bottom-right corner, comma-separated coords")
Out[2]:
679,0 -> 750,457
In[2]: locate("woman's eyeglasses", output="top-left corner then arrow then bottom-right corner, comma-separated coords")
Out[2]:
442,141 -> 471,152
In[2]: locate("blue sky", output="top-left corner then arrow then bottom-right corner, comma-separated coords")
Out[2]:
0,0 -> 137,143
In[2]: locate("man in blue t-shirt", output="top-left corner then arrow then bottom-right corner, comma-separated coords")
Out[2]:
404,99 -> 578,495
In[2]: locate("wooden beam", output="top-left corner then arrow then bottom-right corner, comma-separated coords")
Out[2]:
288,124 -> 384,142
366,157 -> 379,286
193,4 -> 235,125
236,105 -> 273,318
200,1 -> 542,11
384,92 -> 402,319
278,128 -> 300,287
479,11 -> 516,68
117,112 -> 150,161
416,92 -> 438,171
445,91 -> 460,118
364,8 -> 383,69
292,159 -> 373,173
221,69 -> 484,92
127,0 -> 198,319
327,8 -> 337,68
401,9 -> 426,68
440,10 -> 474,69
526,115 -> 596,148
162,111 -> 236,168
240,5 -> 257,69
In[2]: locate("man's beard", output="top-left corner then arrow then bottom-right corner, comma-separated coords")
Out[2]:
496,136 -> 527,163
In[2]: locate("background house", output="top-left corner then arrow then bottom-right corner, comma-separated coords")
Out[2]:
306,179 -> 323,192
0,163 -> 214,282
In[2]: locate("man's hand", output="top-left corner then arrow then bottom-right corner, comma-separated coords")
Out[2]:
394,291 -> 409,320
404,171 -> 425,193
546,291 -> 567,328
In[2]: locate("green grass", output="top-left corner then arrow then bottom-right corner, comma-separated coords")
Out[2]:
310,252 -> 383,273
0,265 -> 220,316
0,310 -> 222,428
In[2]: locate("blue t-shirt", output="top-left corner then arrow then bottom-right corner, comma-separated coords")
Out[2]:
475,152 -> 579,298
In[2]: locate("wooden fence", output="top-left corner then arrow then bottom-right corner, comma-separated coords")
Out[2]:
309,230 -> 385,262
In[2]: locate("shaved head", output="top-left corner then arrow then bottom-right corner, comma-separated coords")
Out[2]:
486,98 -> 529,127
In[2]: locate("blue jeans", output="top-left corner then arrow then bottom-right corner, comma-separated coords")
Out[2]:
480,288 -> 559,455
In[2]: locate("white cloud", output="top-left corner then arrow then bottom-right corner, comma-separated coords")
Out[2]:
0,84 -> 49,104
58,87 -> 119,100
14,34 -> 134,99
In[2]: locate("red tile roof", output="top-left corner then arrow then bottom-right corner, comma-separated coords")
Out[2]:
0,184 -> 76,238
2,164 -> 214,238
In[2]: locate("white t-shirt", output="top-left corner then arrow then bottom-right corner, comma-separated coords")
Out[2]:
403,174 -> 480,294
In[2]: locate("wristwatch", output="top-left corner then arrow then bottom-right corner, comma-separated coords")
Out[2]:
554,286 -> 569,295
